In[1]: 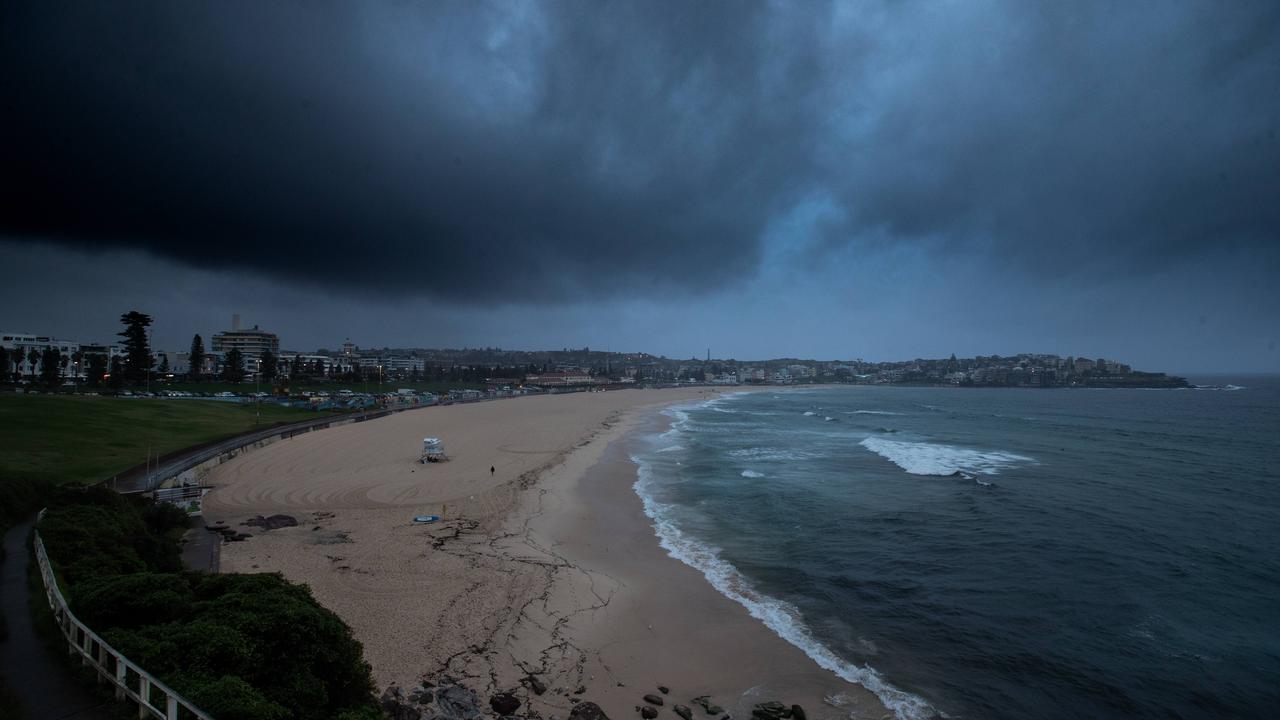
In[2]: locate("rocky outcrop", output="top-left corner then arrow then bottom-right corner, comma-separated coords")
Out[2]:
569,701 -> 609,720
751,702 -> 790,720
381,685 -> 423,720
243,514 -> 299,530
436,683 -> 485,720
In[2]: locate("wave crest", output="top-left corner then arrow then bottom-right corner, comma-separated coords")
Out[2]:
632,455 -> 938,720
859,436 -> 1034,476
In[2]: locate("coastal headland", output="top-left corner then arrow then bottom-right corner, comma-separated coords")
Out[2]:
202,388 -> 892,719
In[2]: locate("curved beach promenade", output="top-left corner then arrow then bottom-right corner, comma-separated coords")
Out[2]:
202,389 -> 890,720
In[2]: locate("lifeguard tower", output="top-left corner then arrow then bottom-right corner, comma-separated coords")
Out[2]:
420,437 -> 448,463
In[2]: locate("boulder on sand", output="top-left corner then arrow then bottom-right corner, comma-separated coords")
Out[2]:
693,696 -> 724,715
674,705 -> 693,720
490,693 -> 521,716
752,702 -> 789,720
525,675 -> 548,695
570,701 -> 609,720
643,694 -> 664,706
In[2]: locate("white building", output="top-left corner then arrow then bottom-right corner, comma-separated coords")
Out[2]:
0,332 -> 116,381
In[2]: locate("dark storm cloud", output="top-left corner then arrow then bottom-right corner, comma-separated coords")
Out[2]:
2,1 -> 1277,302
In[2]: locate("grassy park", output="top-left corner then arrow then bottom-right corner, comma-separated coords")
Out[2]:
153,379 -> 483,396
0,394 -> 337,486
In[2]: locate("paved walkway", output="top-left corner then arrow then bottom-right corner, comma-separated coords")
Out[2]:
0,517 -> 111,720
181,524 -> 220,573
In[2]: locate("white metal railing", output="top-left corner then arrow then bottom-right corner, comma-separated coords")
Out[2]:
33,510 -> 215,720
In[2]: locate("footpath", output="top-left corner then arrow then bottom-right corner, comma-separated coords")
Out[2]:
0,517 -> 110,719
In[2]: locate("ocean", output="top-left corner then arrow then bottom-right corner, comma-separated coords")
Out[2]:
630,379 -> 1280,719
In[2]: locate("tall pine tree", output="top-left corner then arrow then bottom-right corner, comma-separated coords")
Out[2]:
189,334 -> 205,381
118,311 -> 153,386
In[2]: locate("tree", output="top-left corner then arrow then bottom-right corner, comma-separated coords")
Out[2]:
188,334 -> 205,381
157,354 -> 169,375
71,350 -> 84,388
40,346 -> 62,388
0,346 -> 9,384
259,350 -> 277,383
108,356 -> 124,388
87,353 -> 108,387
117,311 -> 154,386
311,358 -> 325,377
222,348 -> 245,382
28,347 -> 40,377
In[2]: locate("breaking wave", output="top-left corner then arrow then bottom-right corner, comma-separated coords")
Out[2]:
859,436 -> 1034,476
632,455 -> 938,720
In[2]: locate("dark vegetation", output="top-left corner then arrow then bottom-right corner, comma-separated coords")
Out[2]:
0,476 -> 54,532
37,485 -> 379,720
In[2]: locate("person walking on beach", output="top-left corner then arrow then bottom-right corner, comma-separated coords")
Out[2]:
490,465 -> 495,476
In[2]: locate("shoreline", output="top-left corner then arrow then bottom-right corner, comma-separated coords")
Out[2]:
200,388 -> 892,719
529,399 -> 893,719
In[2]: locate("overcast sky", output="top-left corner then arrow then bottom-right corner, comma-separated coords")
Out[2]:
2,1 -> 1277,373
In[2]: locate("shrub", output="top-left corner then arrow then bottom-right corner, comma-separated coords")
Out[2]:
176,674 -> 291,720
0,475 -> 53,525
76,572 -> 194,630
38,488 -> 378,719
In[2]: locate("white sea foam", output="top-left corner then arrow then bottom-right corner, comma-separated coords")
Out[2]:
665,407 -> 692,433
859,436 -> 1034,476
803,411 -> 816,416
728,447 -> 823,462
740,469 -> 766,478
845,410 -> 903,416
654,444 -> 685,454
824,416 -> 835,422
631,454 -> 938,720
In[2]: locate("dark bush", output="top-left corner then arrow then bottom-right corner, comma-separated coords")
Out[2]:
38,488 -> 378,719
176,674 -> 291,720
0,475 -> 53,525
76,572 -> 194,630
142,500 -> 192,537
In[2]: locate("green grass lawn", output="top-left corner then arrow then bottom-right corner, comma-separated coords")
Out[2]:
155,379 -> 482,395
0,394 -> 338,486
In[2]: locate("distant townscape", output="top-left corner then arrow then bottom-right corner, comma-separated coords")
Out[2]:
1,312 -> 1189,395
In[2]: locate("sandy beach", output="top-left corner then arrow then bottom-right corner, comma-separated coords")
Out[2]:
202,389 -> 891,719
